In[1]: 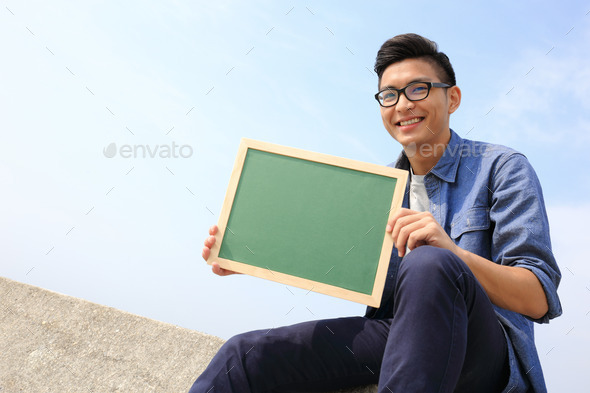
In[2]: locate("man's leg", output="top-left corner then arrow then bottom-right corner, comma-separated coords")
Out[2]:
378,246 -> 509,393
189,316 -> 390,393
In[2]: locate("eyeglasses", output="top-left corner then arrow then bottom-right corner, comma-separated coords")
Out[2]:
374,81 -> 452,107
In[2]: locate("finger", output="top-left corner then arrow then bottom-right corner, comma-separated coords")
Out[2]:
202,246 -> 211,261
387,208 -> 418,232
395,219 -> 428,255
204,235 -> 216,248
391,212 -> 426,244
406,227 -> 432,252
211,262 -> 239,276
209,225 -> 218,236
211,262 -> 222,275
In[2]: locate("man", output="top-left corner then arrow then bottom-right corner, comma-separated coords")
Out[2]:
189,33 -> 561,393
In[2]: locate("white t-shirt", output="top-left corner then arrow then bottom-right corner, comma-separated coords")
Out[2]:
406,168 -> 430,255
409,168 -> 429,213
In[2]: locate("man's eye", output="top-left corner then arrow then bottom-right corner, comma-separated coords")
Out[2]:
383,92 -> 396,101
409,86 -> 426,94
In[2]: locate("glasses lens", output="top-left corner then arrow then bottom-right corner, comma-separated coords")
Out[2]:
405,83 -> 430,101
379,88 -> 398,106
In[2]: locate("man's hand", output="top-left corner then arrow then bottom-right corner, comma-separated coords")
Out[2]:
202,225 -> 240,276
386,208 -> 458,257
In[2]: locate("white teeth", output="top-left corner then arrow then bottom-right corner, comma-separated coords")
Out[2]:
400,118 -> 422,126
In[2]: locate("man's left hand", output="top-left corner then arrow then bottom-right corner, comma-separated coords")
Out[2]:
386,208 -> 458,257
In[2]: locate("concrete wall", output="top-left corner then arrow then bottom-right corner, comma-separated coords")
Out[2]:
0,277 -> 376,392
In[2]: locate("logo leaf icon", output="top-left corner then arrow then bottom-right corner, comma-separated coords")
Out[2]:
103,143 -> 117,158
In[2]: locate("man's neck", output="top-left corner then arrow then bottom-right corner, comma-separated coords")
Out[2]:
406,133 -> 451,175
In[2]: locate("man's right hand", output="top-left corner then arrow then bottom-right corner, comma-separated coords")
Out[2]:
203,225 -> 240,276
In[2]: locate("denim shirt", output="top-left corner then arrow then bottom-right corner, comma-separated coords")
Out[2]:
365,130 -> 562,392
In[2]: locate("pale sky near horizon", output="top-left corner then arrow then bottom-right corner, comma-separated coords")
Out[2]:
1,1 -> 590,391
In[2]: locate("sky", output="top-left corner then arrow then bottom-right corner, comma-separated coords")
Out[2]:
1,0 -> 589,391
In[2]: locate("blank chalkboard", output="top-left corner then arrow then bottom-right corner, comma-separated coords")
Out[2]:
209,139 -> 407,307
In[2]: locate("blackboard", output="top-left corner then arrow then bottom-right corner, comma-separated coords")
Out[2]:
209,139 -> 407,307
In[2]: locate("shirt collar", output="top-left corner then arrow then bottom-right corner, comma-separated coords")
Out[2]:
393,129 -> 463,183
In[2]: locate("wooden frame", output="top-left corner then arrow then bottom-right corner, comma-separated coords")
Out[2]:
209,139 -> 408,307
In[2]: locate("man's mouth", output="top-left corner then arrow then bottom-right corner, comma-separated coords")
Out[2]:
397,117 -> 424,126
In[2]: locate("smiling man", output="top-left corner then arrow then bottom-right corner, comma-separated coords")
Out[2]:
189,33 -> 562,393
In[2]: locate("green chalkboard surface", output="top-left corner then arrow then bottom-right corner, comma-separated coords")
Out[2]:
210,139 -> 407,306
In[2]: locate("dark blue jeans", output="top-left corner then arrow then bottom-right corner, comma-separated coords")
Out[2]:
189,246 -> 509,392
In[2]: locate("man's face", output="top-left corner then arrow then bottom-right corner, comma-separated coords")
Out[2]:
378,58 -> 460,151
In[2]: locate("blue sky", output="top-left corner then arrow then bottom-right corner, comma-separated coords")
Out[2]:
1,1 -> 589,391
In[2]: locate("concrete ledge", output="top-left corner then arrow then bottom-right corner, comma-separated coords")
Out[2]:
0,277 -> 377,392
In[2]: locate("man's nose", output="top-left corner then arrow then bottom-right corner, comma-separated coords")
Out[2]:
396,93 -> 415,111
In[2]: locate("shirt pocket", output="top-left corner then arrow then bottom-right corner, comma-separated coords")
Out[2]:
450,207 -> 491,240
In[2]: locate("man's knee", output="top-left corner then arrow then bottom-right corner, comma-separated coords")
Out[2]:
216,330 -> 263,365
228,329 -> 292,366
399,245 -> 469,281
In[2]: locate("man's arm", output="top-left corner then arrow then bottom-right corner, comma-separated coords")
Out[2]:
455,246 -> 548,319
387,209 -> 548,319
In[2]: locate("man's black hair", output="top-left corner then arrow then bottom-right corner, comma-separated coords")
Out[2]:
374,33 -> 456,88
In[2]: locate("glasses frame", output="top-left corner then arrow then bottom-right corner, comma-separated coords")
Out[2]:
374,81 -> 452,107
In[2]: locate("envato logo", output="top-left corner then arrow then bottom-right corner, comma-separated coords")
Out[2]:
404,141 -> 503,159
103,142 -> 193,159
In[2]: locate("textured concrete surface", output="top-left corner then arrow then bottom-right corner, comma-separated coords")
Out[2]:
1,277 -> 376,393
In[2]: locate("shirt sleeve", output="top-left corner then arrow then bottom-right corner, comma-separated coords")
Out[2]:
489,152 -> 562,323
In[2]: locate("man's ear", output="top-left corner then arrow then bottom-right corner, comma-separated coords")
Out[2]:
447,85 -> 461,114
